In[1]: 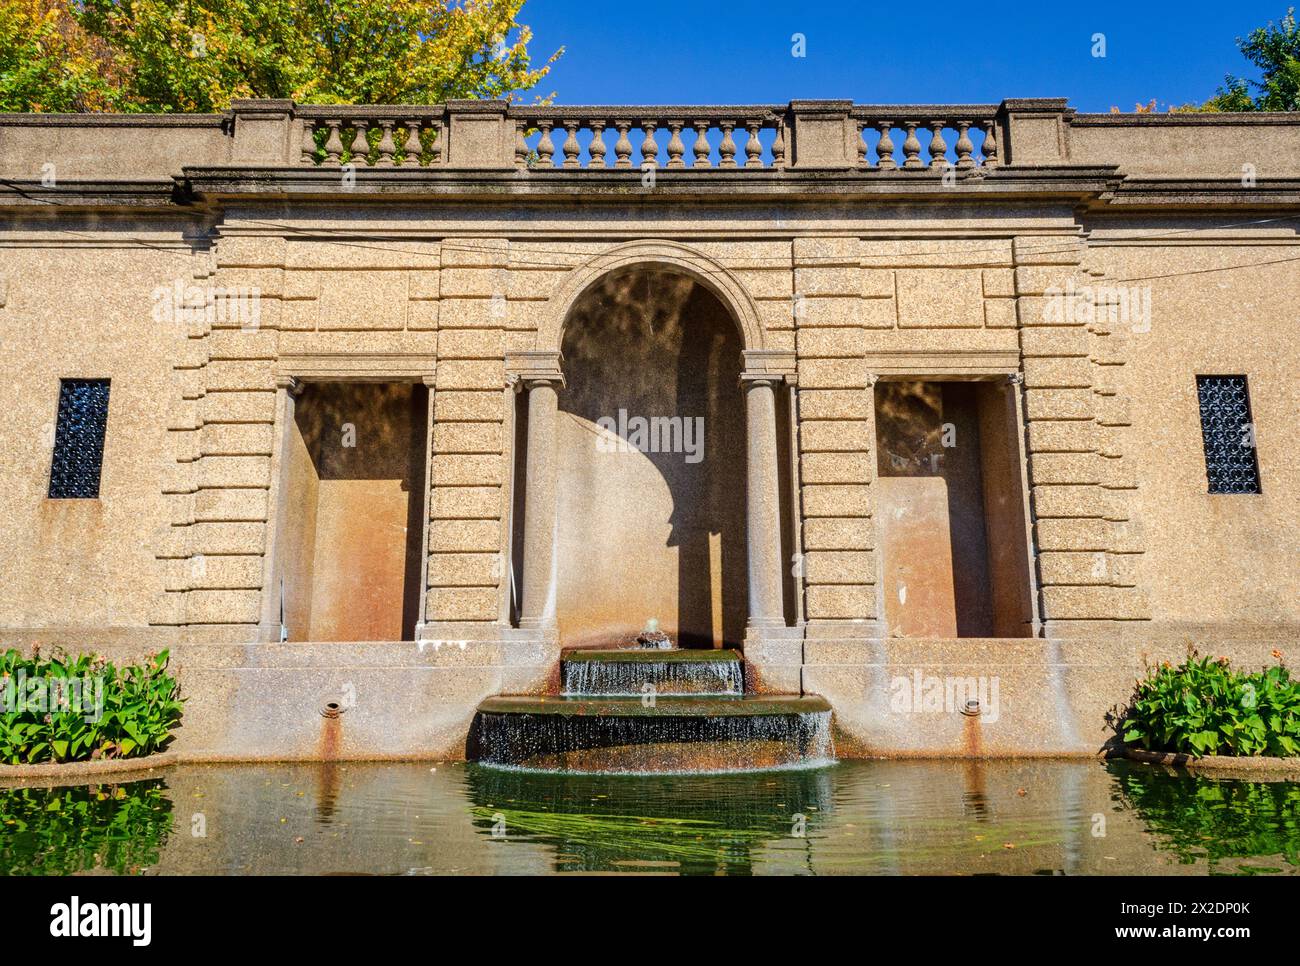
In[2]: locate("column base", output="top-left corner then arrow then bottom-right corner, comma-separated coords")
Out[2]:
742,624 -> 804,694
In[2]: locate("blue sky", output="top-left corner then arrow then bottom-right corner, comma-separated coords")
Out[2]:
519,1 -> 1288,111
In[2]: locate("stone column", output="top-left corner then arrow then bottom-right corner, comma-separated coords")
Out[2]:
518,374 -> 563,631
743,375 -> 786,630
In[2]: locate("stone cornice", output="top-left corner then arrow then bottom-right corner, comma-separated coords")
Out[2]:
0,179 -> 187,210
1097,177 -> 1300,209
170,164 -> 1126,206
3,171 -> 1299,215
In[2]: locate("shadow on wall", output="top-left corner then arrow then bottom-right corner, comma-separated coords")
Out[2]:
874,380 -> 1032,638
280,382 -> 428,642
544,269 -> 748,648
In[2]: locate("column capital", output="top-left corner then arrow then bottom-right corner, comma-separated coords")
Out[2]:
275,374 -> 305,397
740,348 -> 796,386
506,350 -> 565,388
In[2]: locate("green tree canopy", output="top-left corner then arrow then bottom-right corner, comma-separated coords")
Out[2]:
1205,7 -> 1300,111
0,0 -> 121,110
1,0 -> 560,112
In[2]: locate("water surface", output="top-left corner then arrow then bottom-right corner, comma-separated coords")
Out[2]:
2,759 -> 1297,875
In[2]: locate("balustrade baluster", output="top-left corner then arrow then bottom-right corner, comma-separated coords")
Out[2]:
405,119 -> 424,166
665,122 -> 685,167
562,121 -> 581,167
349,119 -> 370,166
324,121 -> 344,165
770,121 -> 786,168
744,122 -> 763,167
856,122 -> 869,168
614,122 -> 633,168
536,121 -> 555,166
588,121 -> 607,168
876,121 -> 896,170
376,121 -> 395,166
693,121 -> 712,168
955,121 -> 974,169
515,120 -> 529,168
640,121 -> 659,169
429,120 -> 442,166
902,122 -> 923,169
718,122 -> 737,168
301,120 -> 317,165
981,120 -> 999,168
928,120 -> 948,169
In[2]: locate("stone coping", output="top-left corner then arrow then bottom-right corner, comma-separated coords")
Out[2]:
562,648 -> 742,663
1114,745 -> 1300,780
0,752 -> 179,785
477,694 -> 831,716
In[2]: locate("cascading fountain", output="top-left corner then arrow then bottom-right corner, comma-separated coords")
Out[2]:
470,620 -> 835,774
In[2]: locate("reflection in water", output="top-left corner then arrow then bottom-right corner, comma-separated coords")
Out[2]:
1108,761 -> 1300,875
466,765 -> 833,875
0,780 -> 174,876
0,760 -> 1297,875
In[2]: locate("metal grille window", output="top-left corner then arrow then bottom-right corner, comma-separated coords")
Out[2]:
1195,375 -> 1260,494
48,379 -> 111,499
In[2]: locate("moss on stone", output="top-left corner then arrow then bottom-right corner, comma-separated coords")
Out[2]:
476,694 -> 831,717
562,648 -> 742,664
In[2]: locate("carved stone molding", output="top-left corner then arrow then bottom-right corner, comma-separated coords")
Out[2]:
863,348 -> 1020,378
505,349 -> 565,387
275,352 -> 435,382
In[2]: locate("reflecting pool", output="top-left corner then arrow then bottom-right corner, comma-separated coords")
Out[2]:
2,759 -> 1298,875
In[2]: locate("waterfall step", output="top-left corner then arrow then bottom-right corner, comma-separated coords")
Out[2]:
470,694 -> 833,774
561,648 -> 743,696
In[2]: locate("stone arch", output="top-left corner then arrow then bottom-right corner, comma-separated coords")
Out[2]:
536,240 -> 767,354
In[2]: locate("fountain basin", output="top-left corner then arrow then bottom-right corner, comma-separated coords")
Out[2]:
469,695 -> 833,774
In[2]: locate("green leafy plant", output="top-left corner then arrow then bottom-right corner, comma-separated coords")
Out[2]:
0,649 -> 184,765
1118,650 -> 1299,757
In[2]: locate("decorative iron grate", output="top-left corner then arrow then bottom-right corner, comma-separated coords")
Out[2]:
1195,375 -> 1260,494
49,379 -> 111,499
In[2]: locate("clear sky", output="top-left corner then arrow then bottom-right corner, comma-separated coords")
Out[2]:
518,0 -> 1289,111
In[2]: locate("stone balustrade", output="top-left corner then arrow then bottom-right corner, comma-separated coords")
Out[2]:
3,97 -> 1300,182
297,105 -> 447,167
510,106 -> 788,169
293,103 -> 1004,172
850,106 -> 1000,169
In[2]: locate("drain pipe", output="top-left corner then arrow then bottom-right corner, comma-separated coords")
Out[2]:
959,699 -> 984,757
318,701 -> 345,761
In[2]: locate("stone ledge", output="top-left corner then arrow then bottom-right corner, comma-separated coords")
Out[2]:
0,752 -> 179,785
1112,745 -> 1300,781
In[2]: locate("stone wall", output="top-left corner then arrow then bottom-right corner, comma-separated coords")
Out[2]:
0,98 -> 1296,758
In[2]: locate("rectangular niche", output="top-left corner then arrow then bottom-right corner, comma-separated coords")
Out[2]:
279,382 -> 428,641
873,379 -> 1033,638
